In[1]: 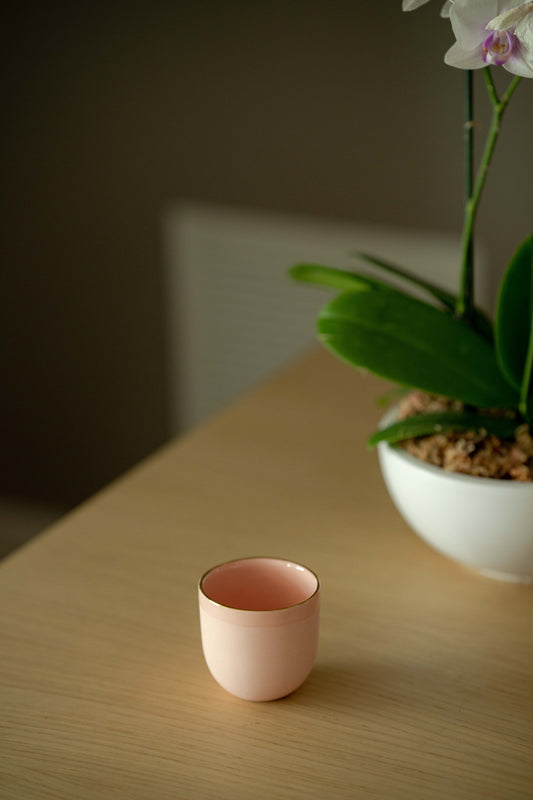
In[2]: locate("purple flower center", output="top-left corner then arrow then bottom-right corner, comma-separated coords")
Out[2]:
482,30 -> 516,65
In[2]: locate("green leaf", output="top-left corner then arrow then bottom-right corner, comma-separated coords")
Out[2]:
288,264 -> 391,293
318,289 -> 518,409
519,319 -> 533,424
354,251 -> 494,342
495,236 -> 533,393
290,260 -> 493,342
353,251 -> 457,310
469,308 -> 494,343
367,411 -> 520,448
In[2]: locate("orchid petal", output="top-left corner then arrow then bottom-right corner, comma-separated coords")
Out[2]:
495,0 -> 527,13
516,9 -> 533,48
402,0 -> 453,12
445,40 -> 487,67
450,0 -> 498,49
504,48 -> 533,75
402,0 -> 431,9
487,1 -> 533,31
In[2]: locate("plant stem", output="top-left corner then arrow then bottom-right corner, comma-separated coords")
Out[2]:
464,70 -> 474,201
460,71 -> 474,317
456,69 -> 522,320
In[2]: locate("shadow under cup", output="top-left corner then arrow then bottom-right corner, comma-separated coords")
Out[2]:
198,557 -> 320,701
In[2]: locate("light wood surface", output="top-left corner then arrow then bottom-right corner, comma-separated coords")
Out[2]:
1,349 -> 532,799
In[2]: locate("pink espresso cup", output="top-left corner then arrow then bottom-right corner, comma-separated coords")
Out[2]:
198,557 -> 320,701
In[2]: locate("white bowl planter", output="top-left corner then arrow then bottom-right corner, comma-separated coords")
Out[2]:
377,437 -> 533,583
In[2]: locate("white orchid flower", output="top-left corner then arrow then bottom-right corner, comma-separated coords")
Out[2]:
402,0 -> 453,16
488,0 -> 533,28
445,0 -> 533,77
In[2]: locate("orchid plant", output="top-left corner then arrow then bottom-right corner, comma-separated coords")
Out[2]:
290,0 -> 533,449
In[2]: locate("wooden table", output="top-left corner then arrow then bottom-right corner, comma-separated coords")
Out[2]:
1,350 -> 532,799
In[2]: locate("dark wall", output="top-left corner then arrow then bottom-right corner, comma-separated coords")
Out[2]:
2,0 -> 532,506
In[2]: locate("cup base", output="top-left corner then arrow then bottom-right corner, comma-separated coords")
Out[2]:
209,666 -> 314,702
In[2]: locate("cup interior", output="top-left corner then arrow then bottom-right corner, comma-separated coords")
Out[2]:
200,557 -> 318,611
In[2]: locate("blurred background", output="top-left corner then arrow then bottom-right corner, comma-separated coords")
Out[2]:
2,0 -> 532,553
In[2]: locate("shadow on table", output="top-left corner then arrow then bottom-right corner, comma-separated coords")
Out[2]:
287,657 -> 480,720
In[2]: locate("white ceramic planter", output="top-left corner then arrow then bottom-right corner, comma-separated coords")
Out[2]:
377,437 -> 533,583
